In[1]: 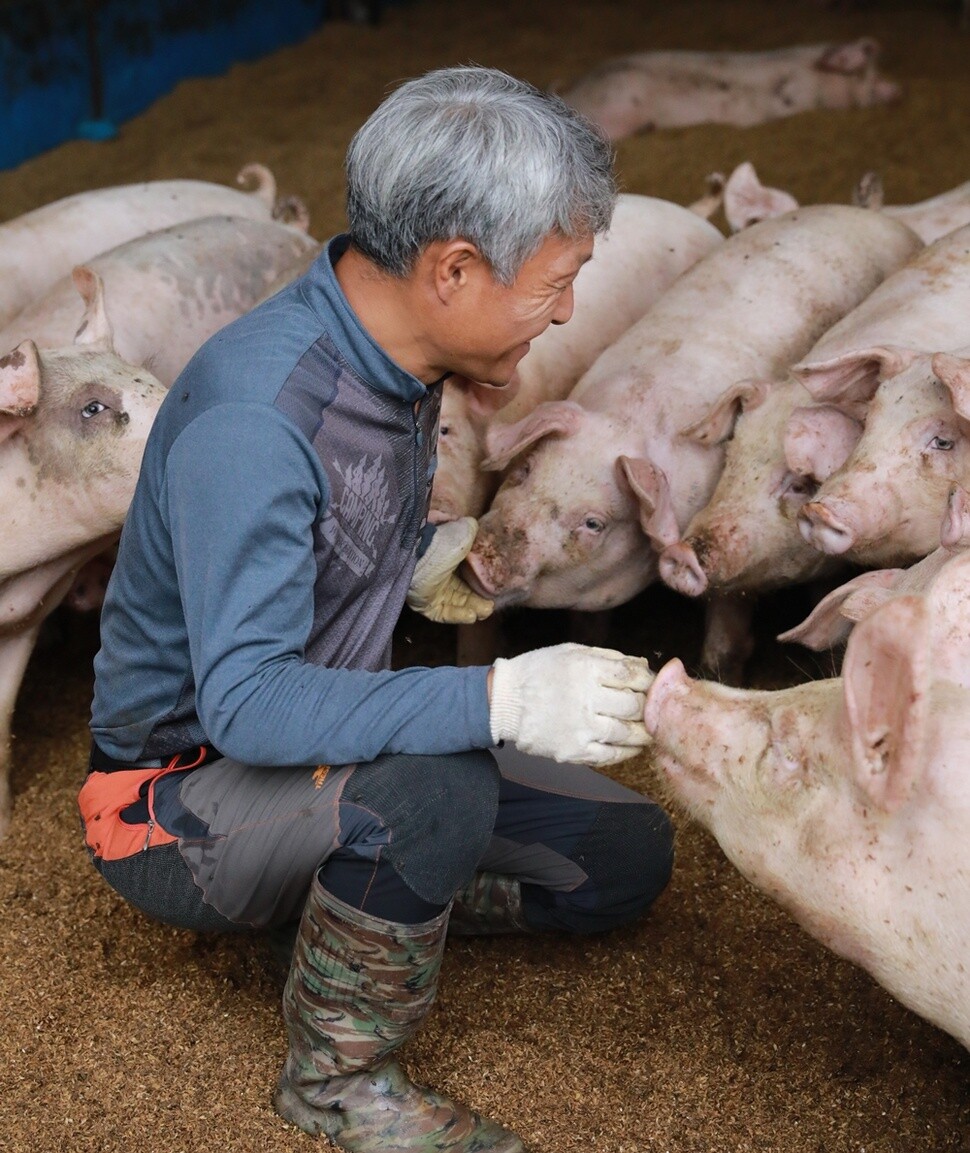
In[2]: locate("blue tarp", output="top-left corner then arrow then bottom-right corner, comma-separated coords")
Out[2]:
0,0 -> 330,169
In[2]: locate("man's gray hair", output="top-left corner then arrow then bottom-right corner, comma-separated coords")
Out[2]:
345,65 -> 617,285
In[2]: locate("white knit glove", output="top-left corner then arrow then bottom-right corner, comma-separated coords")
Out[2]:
406,517 -> 494,625
489,643 -> 654,767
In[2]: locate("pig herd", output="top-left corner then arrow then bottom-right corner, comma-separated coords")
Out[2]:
3,139 -> 970,1059
444,173 -> 970,1054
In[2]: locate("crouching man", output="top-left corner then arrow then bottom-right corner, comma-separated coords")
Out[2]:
79,65 -> 674,1152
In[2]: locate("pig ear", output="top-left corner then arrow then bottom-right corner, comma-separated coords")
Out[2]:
932,352 -> 970,424
617,455 -> 681,552
814,37 -> 879,75
940,484 -> 970,550
722,162 -> 799,233
784,404 -> 863,482
680,378 -> 771,446
777,568 -> 902,650
792,345 -> 920,411
447,372 -> 520,421
0,340 -> 42,445
71,266 -> 116,352
842,594 -> 930,811
852,171 -> 885,211
481,399 -> 584,471
687,171 -> 724,221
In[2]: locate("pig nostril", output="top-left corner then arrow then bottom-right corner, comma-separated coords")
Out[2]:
799,502 -> 854,555
659,543 -> 708,597
460,553 -> 498,598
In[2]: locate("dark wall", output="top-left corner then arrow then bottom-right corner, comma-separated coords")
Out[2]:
0,0 -> 330,169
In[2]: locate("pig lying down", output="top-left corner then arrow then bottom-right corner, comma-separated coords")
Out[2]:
0,310 -> 167,841
557,40 -> 900,142
0,164 -> 297,329
644,549 -> 970,1052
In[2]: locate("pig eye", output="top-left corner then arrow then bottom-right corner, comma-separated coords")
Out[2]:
929,435 -> 955,451
580,515 -> 606,534
81,400 -> 107,419
439,425 -> 450,437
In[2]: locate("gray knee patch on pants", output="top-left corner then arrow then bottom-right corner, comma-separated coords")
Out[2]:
344,750 -> 500,905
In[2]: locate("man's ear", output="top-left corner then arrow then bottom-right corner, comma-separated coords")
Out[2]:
432,239 -> 487,303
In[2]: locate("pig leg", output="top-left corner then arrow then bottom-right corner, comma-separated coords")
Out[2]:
0,623 -> 44,840
699,593 -> 754,685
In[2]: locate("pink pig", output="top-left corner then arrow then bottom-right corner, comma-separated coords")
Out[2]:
721,162 -> 970,245
780,484 -> 970,651
0,164 -> 291,328
659,222 -> 970,670
557,40 -> 900,143
464,207 -> 920,613
0,296 -> 168,840
0,215 -> 320,387
643,549 -> 970,1052
429,194 -> 724,524
797,345 -> 970,567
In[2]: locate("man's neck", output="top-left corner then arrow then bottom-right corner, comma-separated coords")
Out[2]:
334,244 -> 443,385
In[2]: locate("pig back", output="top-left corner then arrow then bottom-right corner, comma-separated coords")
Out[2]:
0,173 -> 279,330
0,216 -> 320,387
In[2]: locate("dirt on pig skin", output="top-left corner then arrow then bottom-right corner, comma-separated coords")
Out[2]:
1,2 -> 969,1151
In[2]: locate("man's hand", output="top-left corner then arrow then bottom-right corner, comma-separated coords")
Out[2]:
406,517 -> 495,625
489,643 -> 654,767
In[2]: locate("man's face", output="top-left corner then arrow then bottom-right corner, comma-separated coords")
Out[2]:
442,231 -> 595,387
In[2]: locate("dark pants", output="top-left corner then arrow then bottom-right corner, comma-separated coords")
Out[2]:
91,743 -> 673,936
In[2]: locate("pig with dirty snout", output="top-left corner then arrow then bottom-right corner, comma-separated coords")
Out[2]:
429,193 -> 724,525
644,550 -> 970,1051
464,206 -> 921,614
0,320 -> 167,841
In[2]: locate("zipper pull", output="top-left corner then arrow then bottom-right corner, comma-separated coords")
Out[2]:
142,819 -> 155,852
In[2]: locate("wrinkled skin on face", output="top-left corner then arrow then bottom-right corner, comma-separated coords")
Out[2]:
429,194 -> 724,524
644,553 -> 970,1050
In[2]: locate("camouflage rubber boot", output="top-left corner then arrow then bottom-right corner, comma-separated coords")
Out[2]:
273,876 -> 526,1152
448,872 -> 531,937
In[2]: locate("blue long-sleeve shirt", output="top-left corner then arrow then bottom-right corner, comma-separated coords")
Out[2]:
91,235 -> 492,766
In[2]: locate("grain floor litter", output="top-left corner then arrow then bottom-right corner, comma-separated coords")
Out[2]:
1,2 -> 969,1151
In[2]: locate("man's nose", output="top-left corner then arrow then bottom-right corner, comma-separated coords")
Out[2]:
550,283 -> 575,326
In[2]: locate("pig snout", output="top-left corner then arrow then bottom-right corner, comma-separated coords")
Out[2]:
798,498 -> 857,555
461,525 -> 534,606
659,540 -> 709,597
643,657 -> 692,736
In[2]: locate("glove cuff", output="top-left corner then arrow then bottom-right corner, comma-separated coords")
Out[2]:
488,657 -> 523,744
